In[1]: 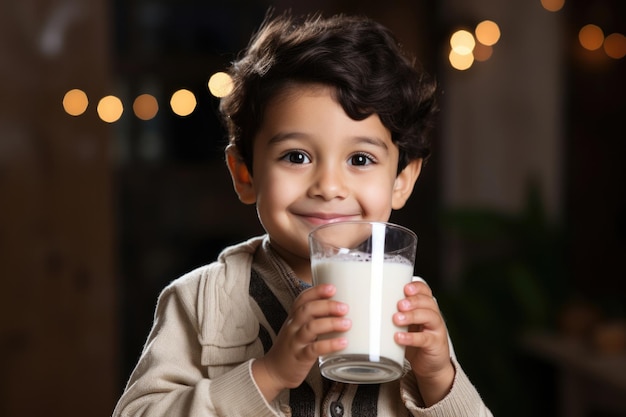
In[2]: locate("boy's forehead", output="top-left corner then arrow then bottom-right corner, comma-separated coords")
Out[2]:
256,92 -> 393,153
264,89 -> 384,128
267,82 -> 337,107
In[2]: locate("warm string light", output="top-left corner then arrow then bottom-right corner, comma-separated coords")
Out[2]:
62,73 -> 236,122
208,72 -> 234,98
447,2 -> 624,71
64,15 -> 622,111
133,94 -> 159,120
604,33 -> 626,59
63,89 -> 89,116
475,20 -> 501,46
578,25 -> 626,59
541,0 -> 565,12
170,89 -> 197,117
448,20 -> 501,71
579,24 -> 605,51
97,95 -> 124,123
540,0 -> 625,60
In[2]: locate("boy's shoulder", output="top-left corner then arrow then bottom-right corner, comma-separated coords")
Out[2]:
156,235 -> 267,344
164,235 -> 267,294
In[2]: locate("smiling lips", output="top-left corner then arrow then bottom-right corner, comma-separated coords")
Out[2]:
297,212 -> 361,226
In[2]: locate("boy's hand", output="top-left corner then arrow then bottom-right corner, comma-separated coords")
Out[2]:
393,281 -> 455,407
252,284 -> 350,401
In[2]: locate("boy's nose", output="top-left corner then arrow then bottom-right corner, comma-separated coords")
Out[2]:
308,164 -> 349,200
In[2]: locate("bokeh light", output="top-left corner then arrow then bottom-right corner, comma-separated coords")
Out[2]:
473,43 -> 494,62
63,89 -> 89,116
579,24 -> 605,51
540,0 -> 565,12
475,20 -> 501,46
208,72 -> 234,98
449,49 -> 475,70
170,89 -> 197,117
603,33 -> 626,59
133,94 -> 159,120
97,95 -> 124,123
450,30 -> 476,55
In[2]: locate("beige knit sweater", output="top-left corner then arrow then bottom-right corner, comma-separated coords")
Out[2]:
112,235 -> 492,417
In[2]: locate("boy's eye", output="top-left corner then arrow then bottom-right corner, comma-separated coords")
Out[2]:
282,151 -> 311,164
349,153 -> 375,166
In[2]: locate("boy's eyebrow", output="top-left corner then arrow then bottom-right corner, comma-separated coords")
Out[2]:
267,131 -> 308,144
352,135 -> 389,151
268,132 -> 390,152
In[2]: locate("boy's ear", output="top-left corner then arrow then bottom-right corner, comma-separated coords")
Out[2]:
392,159 -> 423,210
225,145 -> 256,205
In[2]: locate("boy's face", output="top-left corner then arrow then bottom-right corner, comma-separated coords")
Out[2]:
227,85 -> 421,280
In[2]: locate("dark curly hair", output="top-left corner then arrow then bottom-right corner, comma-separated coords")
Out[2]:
219,12 -> 437,175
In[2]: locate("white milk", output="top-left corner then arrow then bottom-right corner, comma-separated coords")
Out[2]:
312,258 -> 413,366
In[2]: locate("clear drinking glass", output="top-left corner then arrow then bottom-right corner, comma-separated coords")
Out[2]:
309,221 -> 417,384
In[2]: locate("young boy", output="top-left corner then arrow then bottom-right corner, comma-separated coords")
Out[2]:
112,12 -> 492,417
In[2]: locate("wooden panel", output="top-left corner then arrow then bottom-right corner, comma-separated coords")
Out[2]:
0,1 -> 118,416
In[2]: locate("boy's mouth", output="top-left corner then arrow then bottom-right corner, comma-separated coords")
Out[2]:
297,212 -> 361,227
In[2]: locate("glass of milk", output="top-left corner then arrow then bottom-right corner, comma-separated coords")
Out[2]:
309,221 -> 417,384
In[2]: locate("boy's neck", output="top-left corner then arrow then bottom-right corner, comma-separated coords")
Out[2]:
267,239 -> 313,284
294,266 -> 312,285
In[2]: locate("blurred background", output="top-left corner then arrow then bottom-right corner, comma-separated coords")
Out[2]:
1,0 -> 624,416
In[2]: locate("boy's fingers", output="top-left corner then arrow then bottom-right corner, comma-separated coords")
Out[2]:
291,284 -> 336,310
394,307 -> 442,330
290,298 -> 348,328
404,281 -> 433,297
294,317 -> 351,350
395,330 -> 433,347
303,336 -> 348,359
397,292 -> 438,313
300,316 -> 350,339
